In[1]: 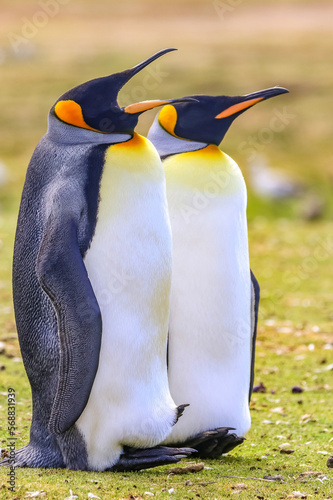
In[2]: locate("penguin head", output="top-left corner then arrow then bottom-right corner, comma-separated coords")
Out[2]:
50,48 -> 194,136
157,87 -> 289,146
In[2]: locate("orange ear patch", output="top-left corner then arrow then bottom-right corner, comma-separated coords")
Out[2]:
54,100 -> 99,131
158,104 -> 178,137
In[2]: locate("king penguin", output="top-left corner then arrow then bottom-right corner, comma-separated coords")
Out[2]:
148,86 -> 289,457
1,49 -> 196,471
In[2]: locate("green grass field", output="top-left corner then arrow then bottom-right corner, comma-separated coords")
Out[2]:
0,0 -> 332,498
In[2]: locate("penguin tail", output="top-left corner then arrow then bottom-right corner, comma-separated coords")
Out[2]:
175,403 -> 190,423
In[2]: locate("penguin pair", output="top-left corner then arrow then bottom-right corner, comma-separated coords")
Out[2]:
0,48 -> 288,471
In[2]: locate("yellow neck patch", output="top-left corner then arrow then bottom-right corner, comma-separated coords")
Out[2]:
106,133 -> 161,178
186,144 -> 222,159
158,105 -> 179,137
110,132 -> 145,152
54,100 -> 99,132
164,144 -> 244,196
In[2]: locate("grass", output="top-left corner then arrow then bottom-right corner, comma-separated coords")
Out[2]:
0,0 -> 333,498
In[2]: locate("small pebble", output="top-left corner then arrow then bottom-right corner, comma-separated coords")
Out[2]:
253,383 -> 266,393
291,386 -> 303,393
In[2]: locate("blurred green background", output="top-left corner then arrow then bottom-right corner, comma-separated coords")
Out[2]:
0,0 -> 332,333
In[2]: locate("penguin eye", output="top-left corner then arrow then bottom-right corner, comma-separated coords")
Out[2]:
54,100 -> 99,132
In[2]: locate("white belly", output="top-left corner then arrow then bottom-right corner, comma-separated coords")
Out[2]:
163,148 -> 252,443
76,138 -> 176,470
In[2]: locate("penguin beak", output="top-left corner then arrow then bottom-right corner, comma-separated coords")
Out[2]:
113,48 -> 177,97
115,48 -> 197,115
215,86 -> 289,119
126,48 -> 177,78
124,97 -> 198,115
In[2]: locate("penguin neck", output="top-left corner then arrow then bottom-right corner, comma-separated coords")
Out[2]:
46,113 -> 132,146
147,115 -> 208,159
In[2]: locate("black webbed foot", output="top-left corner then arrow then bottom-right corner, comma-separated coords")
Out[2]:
109,445 -> 195,472
170,427 -> 245,459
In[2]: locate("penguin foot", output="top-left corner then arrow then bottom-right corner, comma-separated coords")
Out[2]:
171,427 -> 245,458
0,443 -> 65,469
109,445 -> 196,472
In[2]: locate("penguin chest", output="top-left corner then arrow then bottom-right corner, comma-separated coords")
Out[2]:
84,133 -> 172,350
77,135 -> 174,469
164,146 -> 251,350
163,146 -> 252,438
164,145 -> 248,249
82,134 -> 172,383
164,144 -> 246,204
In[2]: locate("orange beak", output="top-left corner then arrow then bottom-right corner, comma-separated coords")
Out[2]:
124,97 -> 198,115
215,87 -> 289,119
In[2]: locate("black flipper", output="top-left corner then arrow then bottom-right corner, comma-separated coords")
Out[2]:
169,427 -> 244,458
36,213 -> 102,436
249,269 -> 260,401
109,446 -> 195,472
